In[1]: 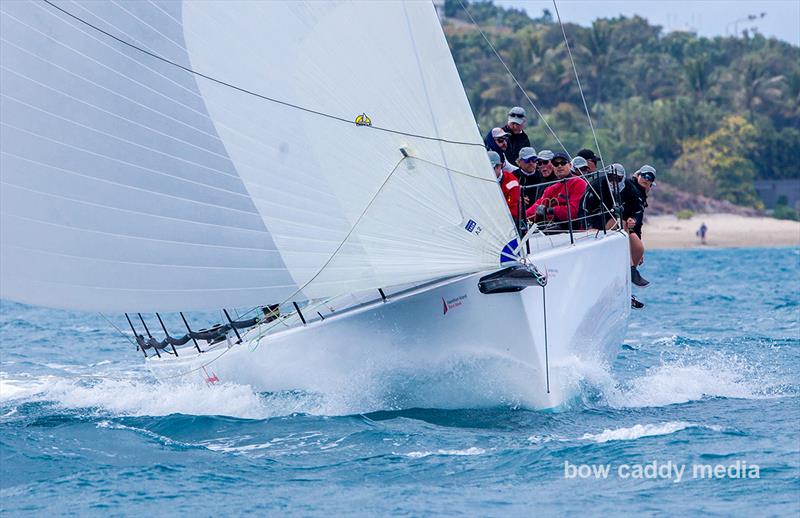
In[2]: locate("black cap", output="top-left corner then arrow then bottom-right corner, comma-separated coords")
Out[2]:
577,149 -> 598,163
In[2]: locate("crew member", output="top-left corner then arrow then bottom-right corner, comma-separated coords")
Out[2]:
623,165 -> 656,288
526,151 -> 587,231
577,149 -> 599,173
529,149 -> 555,201
582,163 -> 625,231
485,127 -> 510,166
489,150 -> 520,221
571,156 -> 590,176
484,107 -> 531,165
511,147 -> 539,232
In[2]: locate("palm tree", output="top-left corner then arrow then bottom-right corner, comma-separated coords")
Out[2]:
684,55 -> 712,101
739,58 -> 783,120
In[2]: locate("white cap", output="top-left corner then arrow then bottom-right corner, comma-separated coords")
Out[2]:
487,150 -> 502,167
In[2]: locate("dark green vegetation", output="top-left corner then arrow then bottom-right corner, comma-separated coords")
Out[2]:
774,197 -> 799,221
443,0 -> 800,209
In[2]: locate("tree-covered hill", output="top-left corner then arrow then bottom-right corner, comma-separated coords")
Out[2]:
442,0 -> 800,210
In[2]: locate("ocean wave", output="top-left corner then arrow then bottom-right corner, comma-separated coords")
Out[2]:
403,447 -> 486,458
580,421 -> 722,443
604,351 -> 791,408
0,375 -> 272,419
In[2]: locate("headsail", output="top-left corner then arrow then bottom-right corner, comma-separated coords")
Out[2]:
0,0 -> 516,312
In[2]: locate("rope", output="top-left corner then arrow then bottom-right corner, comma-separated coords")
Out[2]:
245,156 -> 415,353
41,0 -> 484,149
455,0 -> 570,155
155,156 -> 410,377
551,0 -> 606,172
98,312 -> 137,348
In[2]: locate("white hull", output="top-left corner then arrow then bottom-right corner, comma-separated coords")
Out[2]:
148,232 -> 630,410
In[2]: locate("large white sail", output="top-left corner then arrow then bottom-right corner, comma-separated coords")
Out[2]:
0,0 -> 516,312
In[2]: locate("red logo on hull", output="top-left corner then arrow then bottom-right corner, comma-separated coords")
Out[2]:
441,294 -> 467,315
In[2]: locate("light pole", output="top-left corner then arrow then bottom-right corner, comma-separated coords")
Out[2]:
726,12 -> 766,38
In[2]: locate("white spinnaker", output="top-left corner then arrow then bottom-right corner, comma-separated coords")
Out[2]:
0,0 -> 516,312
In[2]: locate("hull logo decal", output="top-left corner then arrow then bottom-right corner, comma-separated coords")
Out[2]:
442,294 -> 467,315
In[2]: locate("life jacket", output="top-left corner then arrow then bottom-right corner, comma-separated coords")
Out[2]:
498,171 -> 520,220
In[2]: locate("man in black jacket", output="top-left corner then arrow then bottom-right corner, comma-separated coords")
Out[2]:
623,166 -> 656,288
582,163 -> 625,231
485,107 -> 531,165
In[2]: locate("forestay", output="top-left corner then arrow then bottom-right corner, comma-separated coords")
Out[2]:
0,0 -> 516,312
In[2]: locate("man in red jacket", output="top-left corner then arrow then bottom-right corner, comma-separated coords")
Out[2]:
526,151 -> 587,230
489,150 -> 520,221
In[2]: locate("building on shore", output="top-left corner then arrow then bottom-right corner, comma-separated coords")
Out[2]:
755,179 -> 800,211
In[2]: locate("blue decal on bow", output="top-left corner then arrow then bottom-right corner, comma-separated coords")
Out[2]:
501,239 -> 519,264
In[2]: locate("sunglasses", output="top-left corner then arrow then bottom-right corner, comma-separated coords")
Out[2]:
537,159 -> 551,165
494,137 -> 508,142
552,160 -> 569,167
509,113 -> 525,118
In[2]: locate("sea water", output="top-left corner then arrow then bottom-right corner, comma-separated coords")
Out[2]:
1,247 -> 798,515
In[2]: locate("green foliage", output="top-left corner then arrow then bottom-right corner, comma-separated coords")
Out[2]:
445,0 -> 800,208
676,209 -> 695,220
670,116 -> 763,207
773,204 -> 799,221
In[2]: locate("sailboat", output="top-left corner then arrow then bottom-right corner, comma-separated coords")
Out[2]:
0,0 -> 630,409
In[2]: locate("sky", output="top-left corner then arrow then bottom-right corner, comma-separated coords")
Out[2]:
497,0 -> 800,46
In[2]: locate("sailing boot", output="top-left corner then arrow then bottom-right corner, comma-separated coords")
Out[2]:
631,295 -> 645,310
631,266 -> 650,288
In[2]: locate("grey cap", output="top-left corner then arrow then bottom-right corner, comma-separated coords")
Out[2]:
609,163 -> 626,178
508,106 -> 527,124
487,150 -> 502,167
518,147 -> 537,161
538,149 -> 554,161
571,156 -> 588,169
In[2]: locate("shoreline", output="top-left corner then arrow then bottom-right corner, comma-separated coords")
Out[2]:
643,214 -> 800,250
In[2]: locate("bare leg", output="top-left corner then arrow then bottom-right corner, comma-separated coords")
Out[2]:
629,232 -> 644,266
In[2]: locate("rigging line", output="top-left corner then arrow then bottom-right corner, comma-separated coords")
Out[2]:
0,36 -> 226,147
108,0 -> 189,55
551,0 -> 606,172
98,312 -> 137,348
40,0 -> 484,149
268,156 -> 409,313
1,65 -> 240,166
160,295 -> 338,381
455,0 -> 570,155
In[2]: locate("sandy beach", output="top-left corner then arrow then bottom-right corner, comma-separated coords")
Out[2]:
644,214 -> 800,249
